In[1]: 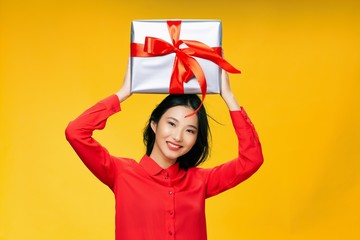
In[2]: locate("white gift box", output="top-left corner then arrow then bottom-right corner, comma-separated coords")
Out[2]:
130,20 -> 223,94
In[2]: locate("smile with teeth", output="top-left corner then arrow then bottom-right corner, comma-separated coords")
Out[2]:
167,141 -> 182,150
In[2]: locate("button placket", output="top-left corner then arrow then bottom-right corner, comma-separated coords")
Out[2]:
166,187 -> 175,239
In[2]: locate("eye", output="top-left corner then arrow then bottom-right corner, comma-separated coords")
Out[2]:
168,121 -> 176,127
186,129 -> 196,134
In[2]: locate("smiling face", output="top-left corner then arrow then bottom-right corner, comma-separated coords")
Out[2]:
149,105 -> 199,169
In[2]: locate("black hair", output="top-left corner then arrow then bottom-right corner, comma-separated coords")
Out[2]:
143,94 -> 210,170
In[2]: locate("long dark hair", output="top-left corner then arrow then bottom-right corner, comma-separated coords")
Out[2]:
143,94 -> 210,170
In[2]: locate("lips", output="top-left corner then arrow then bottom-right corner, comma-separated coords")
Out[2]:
166,141 -> 182,151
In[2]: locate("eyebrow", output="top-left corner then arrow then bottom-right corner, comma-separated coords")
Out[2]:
167,117 -> 198,129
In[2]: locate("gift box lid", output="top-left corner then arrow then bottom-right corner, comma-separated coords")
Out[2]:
131,19 -> 222,47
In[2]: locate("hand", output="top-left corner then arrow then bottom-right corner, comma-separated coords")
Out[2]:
116,58 -> 132,102
220,69 -> 241,110
220,69 -> 232,98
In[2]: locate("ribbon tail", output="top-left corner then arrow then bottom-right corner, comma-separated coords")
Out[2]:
183,40 -> 241,73
169,57 -> 186,94
193,49 -> 241,73
169,53 -> 197,94
178,55 -> 207,118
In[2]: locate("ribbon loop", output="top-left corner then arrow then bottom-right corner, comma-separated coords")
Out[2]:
144,37 -> 175,55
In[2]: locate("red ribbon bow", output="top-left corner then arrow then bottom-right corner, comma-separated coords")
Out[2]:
131,20 -> 241,116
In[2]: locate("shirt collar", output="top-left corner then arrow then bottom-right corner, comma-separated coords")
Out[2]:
139,155 -> 180,178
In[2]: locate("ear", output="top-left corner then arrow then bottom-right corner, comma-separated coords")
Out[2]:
150,120 -> 157,134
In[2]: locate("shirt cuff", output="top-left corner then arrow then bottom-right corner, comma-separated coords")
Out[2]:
230,107 -> 254,129
99,94 -> 121,115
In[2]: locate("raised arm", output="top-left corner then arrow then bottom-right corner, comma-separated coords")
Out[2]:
65,60 -> 132,189
220,69 -> 241,111
204,69 -> 264,198
116,58 -> 132,103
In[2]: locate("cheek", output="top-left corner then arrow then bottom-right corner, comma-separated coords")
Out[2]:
156,124 -> 171,137
186,134 -> 198,147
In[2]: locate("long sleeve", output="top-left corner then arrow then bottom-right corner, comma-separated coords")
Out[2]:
204,107 -> 264,198
65,95 -> 121,189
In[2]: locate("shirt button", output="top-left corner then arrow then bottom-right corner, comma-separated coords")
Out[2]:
168,231 -> 173,236
169,211 -> 174,215
169,191 -> 173,195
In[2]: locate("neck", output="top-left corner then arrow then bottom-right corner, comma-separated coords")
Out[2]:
149,154 -> 176,169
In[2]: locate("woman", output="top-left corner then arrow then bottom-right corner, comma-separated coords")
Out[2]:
65,63 -> 264,240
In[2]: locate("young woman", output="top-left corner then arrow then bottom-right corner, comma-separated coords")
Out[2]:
65,63 -> 264,240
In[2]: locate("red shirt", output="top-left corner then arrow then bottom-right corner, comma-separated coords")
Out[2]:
65,95 -> 263,240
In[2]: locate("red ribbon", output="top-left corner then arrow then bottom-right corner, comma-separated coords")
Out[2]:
131,20 -> 241,116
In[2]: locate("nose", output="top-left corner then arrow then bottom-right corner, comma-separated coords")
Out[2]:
172,129 -> 183,142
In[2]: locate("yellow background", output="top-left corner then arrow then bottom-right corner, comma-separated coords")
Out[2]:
1,0 -> 360,239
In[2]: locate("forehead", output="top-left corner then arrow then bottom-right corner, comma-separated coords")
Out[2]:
161,106 -> 198,126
